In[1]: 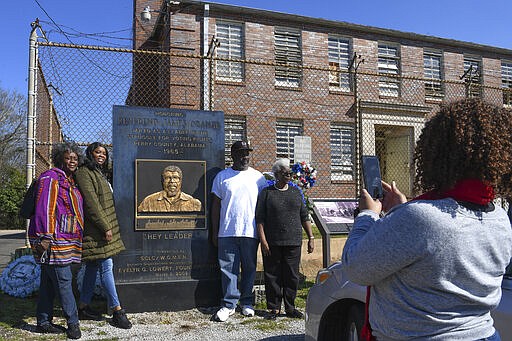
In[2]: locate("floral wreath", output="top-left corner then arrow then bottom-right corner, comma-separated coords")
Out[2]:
264,161 -> 317,206
291,161 -> 317,189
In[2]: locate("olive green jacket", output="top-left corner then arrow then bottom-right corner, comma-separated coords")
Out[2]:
75,166 -> 125,261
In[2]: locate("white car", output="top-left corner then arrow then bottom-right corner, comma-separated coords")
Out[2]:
305,261 -> 512,341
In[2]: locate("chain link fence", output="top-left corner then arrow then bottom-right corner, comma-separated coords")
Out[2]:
32,41 -> 511,202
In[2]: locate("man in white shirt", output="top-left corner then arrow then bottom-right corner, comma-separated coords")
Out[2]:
211,141 -> 267,322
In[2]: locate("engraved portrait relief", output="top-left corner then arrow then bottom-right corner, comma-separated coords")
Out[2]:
138,165 -> 202,213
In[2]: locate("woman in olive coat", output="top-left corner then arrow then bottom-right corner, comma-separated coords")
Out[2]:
75,142 -> 131,329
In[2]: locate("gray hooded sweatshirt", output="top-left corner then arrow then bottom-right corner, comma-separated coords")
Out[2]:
342,198 -> 512,340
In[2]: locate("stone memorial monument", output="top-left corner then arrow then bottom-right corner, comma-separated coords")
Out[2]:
112,105 -> 224,312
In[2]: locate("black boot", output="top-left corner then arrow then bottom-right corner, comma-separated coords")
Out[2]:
66,323 -> 81,339
36,323 -> 65,334
78,305 -> 102,321
112,309 -> 132,329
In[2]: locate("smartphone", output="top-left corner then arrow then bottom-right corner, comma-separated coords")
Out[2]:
362,155 -> 383,199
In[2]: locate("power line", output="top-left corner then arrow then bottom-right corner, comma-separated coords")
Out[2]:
33,0 -> 130,79
39,20 -> 132,42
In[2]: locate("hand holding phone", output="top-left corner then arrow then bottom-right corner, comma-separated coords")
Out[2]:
362,155 -> 383,199
381,180 -> 407,212
358,187 -> 382,214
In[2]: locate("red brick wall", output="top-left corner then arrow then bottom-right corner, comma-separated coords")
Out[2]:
35,65 -> 64,176
133,0 -> 510,199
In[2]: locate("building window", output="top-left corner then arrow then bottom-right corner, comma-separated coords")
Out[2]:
423,50 -> 443,100
224,116 -> 247,166
463,55 -> 482,98
330,124 -> 354,181
274,27 -> 302,87
328,36 -> 351,91
216,21 -> 244,81
502,61 -> 512,106
378,43 -> 400,97
276,120 -> 303,162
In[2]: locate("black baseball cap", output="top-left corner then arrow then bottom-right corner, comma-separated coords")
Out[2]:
230,140 -> 253,153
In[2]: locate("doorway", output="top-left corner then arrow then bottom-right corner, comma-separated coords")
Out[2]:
375,125 -> 413,197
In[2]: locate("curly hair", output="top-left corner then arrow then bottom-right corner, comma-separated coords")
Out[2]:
51,142 -> 83,170
162,165 -> 182,181
83,142 -> 110,172
414,98 -> 512,197
272,158 -> 290,176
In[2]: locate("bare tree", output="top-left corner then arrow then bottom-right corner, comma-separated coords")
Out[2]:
0,86 -> 27,171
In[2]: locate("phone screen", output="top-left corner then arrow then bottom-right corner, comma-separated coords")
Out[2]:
362,155 -> 383,199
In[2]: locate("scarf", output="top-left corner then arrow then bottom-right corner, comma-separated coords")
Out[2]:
360,178 -> 494,341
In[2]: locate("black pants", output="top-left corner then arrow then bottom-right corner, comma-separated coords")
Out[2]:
262,245 -> 301,312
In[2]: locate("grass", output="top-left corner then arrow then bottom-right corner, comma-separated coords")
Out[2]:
245,318 -> 288,332
302,223 -> 322,239
0,291 -> 68,340
295,280 -> 314,309
0,292 -> 38,328
0,288 -> 108,341
253,280 -> 314,311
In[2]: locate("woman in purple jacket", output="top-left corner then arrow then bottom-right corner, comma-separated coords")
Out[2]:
28,142 -> 84,339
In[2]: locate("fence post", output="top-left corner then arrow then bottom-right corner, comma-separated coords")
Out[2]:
24,21 -> 39,248
209,54 -> 214,110
206,36 -> 219,111
350,53 -> 364,198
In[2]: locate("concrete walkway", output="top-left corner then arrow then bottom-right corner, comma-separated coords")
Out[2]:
0,229 -> 28,271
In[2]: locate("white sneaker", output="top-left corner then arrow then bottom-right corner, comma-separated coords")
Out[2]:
241,305 -> 255,317
215,307 -> 235,322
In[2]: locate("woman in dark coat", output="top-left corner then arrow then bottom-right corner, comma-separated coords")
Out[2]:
75,142 -> 131,329
256,158 -> 315,320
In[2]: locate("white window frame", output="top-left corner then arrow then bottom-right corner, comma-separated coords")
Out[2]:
215,21 -> 244,82
328,35 -> 351,92
463,55 -> 482,98
378,43 -> 400,97
423,50 -> 443,100
502,60 -> 512,107
224,116 -> 247,166
276,120 -> 303,162
330,124 -> 354,181
274,27 -> 302,88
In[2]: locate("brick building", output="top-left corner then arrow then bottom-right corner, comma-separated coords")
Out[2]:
130,0 -> 512,199
34,65 -> 64,175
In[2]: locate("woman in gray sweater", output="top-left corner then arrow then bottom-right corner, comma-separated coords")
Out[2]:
342,99 -> 512,341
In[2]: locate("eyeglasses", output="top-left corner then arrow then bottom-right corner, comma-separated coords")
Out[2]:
280,171 -> 293,177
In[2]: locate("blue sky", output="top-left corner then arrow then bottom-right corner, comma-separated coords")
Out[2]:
2,0 -> 510,95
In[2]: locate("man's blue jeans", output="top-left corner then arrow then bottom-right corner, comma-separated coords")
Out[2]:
37,264 -> 79,326
80,257 -> 121,309
218,237 -> 259,309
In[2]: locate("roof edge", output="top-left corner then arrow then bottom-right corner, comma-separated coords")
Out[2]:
176,0 -> 512,56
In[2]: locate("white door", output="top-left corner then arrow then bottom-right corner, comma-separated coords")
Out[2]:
384,132 -> 412,197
